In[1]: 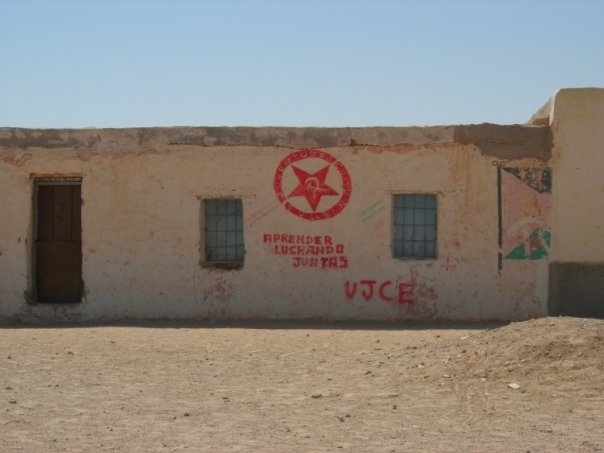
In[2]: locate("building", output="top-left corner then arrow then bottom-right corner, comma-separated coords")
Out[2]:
1,88 -> 603,322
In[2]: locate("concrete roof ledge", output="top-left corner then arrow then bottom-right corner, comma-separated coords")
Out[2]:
0,126 -> 459,150
0,125 -> 550,156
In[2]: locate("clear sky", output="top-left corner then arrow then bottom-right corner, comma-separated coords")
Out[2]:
1,0 -> 602,128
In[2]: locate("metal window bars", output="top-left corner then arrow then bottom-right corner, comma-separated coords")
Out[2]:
393,194 -> 437,259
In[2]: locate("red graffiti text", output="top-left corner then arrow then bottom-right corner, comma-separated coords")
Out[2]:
344,280 -> 415,305
264,233 -> 348,269
293,256 -> 349,269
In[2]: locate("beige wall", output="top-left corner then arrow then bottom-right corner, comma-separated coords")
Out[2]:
0,114 -> 568,322
546,88 -> 604,317
550,88 -> 604,262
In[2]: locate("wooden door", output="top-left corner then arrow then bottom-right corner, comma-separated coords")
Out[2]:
35,183 -> 82,303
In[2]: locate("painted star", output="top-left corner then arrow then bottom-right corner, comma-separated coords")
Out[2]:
287,165 -> 339,212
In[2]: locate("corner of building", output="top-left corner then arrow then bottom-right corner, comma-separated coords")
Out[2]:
548,87 -> 604,317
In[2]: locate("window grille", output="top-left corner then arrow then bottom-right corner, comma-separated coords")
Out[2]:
393,194 -> 437,259
203,199 -> 244,266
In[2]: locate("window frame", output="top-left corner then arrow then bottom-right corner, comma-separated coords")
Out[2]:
392,193 -> 438,260
201,197 -> 245,269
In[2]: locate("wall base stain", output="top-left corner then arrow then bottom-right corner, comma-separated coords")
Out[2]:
548,262 -> 604,318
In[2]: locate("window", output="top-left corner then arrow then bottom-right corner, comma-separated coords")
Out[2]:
203,198 -> 244,267
393,194 -> 437,259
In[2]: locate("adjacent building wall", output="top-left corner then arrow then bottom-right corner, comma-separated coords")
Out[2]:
0,96 -> 583,323
548,88 -> 604,317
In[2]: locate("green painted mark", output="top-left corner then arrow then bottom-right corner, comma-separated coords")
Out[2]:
506,228 -> 551,260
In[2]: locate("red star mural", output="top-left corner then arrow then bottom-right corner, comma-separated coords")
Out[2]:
287,165 -> 339,212
274,149 -> 352,221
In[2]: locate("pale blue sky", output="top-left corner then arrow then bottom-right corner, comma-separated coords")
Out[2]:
1,0 -> 602,128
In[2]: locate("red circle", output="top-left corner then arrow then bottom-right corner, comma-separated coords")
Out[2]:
274,150 -> 352,221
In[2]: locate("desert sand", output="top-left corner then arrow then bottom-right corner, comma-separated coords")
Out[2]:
1,316 -> 602,452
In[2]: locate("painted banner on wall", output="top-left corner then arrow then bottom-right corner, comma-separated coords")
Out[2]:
502,166 -> 552,260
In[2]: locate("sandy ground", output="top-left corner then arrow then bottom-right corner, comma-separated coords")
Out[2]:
1,317 -> 602,452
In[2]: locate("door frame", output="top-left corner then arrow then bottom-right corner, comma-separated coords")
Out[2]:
31,175 -> 83,304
